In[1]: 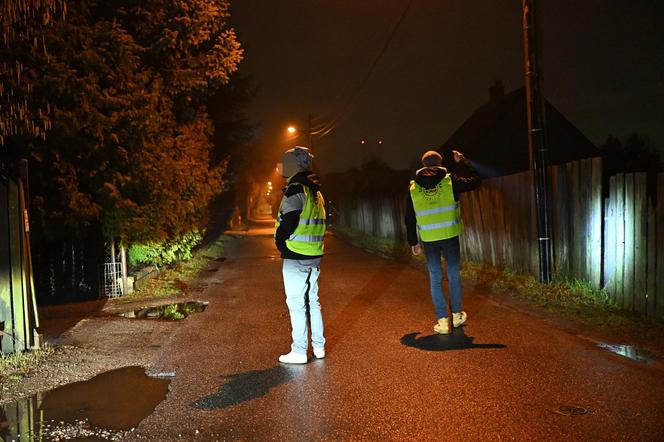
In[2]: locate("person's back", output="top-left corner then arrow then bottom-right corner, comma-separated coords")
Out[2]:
275,146 -> 327,364
405,149 -> 480,334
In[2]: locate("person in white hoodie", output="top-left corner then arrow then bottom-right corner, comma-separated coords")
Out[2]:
275,146 -> 327,364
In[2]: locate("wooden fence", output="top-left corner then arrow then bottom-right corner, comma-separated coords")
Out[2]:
333,195 -> 408,242
1,176 -> 40,354
460,157 -> 604,287
332,157 -> 664,319
603,173 -> 664,318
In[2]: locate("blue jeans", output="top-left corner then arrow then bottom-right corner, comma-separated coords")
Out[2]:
423,236 -> 462,319
282,259 -> 325,354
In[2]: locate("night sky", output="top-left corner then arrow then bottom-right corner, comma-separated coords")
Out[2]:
230,0 -> 664,173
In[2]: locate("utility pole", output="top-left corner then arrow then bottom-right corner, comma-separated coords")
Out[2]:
522,0 -> 553,283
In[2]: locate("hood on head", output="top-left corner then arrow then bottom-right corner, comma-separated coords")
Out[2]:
281,146 -> 314,178
414,166 -> 447,189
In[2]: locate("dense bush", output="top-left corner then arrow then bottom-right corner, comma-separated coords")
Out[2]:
128,230 -> 203,268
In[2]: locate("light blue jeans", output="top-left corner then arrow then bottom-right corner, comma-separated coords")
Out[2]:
423,236 -> 462,319
282,259 -> 325,354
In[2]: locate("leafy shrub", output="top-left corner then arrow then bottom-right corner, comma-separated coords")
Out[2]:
128,230 -> 203,268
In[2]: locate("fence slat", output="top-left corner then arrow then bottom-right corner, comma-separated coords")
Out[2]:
634,173 -> 647,317
624,174 -> 635,311
496,178 -> 508,268
552,163 -> 567,278
483,184 -> 495,265
647,197 -> 656,318
569,160 -> 581,280
615,174 -> 625,308
589,157 -> 603,289
8,181 -> 28,352
0,182 -> 15,353
657,173 -> 664,318
575,159 -> 592,281
604,177 -> 616,295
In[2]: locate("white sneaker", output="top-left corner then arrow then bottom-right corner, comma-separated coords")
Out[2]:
452,311 -> 467,327
313,347 -> 325,359
279,351 -> 308,364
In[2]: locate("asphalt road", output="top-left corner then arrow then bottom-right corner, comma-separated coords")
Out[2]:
132,221 -> 664,441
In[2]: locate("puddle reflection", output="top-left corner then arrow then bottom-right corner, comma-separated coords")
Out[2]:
119,301 -> 208,320
597,343 -> 654,364
401,328 -> 506,351
0,366 -> 170,441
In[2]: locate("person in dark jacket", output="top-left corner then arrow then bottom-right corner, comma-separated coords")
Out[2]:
275,146 -> 327,364
405,149 -> 480,334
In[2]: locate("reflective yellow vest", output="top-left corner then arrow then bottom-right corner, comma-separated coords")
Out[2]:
409,174 -> 462,242
275,183 -> 326,255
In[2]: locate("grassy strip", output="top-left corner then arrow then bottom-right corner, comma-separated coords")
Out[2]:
0,345 -> 55,385
333,225 -> 660,330
459,262 -> 651,329
119,233 -> 232,302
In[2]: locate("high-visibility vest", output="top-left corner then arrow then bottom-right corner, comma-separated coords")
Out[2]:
409,174 -> 462,242
275,183 -> 326,255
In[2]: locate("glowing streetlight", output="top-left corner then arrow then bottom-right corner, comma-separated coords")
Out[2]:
287,126 -> 296,134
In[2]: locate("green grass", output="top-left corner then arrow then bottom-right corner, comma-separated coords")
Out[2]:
120,233 -> 231,303
0,345 -> 55,385
461,261 -> 653,329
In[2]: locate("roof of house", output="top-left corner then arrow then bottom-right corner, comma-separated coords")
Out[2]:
439,84 -> 599,177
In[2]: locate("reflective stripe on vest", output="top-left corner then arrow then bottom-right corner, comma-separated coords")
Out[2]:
415,202 -> 459,217
288,234 -> 325,242
409,175 -> 462,242
275,182 -> 326,255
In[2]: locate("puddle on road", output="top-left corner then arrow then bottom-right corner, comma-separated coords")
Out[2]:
597,343 -> 655,364
0,366 -> 170,441
119,301 -> 208,320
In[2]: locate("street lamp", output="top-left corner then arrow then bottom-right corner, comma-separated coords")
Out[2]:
287,126 -> 296,135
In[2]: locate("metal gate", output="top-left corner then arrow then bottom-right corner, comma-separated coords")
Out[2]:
99,241 -> 125,298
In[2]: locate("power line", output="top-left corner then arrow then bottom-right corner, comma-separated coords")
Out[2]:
311,0 -> 414,140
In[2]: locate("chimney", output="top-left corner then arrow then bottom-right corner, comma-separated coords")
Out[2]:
489,81 -> 505,103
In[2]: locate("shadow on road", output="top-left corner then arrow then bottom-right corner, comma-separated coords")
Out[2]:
192,365 -> 306,410
400,328 -> 506,352
326,262 -> 405,351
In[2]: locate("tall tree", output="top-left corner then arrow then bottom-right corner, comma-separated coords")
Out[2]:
601,133 -> 662,175
5,0 -> 243,241
0,0 -> 66,146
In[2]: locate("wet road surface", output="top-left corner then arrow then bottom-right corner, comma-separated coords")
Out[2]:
131,222 -> 664,441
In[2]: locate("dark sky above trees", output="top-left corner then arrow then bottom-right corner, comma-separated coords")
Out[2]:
230,0 -> 664,173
